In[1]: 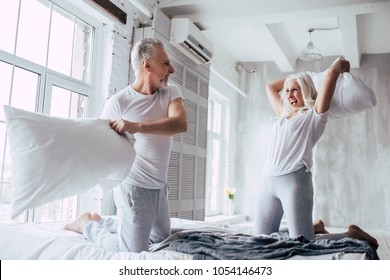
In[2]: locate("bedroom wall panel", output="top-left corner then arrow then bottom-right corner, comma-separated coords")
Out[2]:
132,8 -> 209,221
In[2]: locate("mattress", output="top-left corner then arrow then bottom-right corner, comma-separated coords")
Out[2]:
0,217 -> 373,260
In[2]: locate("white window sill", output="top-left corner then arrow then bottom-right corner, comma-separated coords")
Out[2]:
205,214 -> 247,225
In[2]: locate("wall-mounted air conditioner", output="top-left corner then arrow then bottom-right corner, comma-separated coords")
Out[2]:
169,18 -> 213,64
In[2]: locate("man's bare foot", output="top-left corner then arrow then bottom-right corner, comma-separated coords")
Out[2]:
347,225 -> 379,250
313,219 -> 329,234
64,212 -> 93,234
91,213 -> 102,222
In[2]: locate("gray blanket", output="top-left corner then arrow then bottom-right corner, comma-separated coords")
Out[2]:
163,229 -> 378,260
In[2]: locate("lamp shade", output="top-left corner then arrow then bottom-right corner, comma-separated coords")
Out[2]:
299,41 -> 322,61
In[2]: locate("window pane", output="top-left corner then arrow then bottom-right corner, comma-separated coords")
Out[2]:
50,86 -> 88,118
16,0 -> 51,66
206,94 -> 230,216
50,86 -> 71,117
70,92 -> 88,118
47,5 -> 74,76
206,138 -> 221,212
0,0 -> 19,53
0,61 -> 13,121
33,197 -> 77,222
209,99 -> 222,134
10,67 -> 39,112
72,19 -> 94,83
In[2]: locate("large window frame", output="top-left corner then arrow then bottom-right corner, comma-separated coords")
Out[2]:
0,0 -> 103,223
205,89 -> 231,216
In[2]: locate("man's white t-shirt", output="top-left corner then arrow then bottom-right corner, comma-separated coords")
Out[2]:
100,83 -> 184,189
263,108 -> 328,176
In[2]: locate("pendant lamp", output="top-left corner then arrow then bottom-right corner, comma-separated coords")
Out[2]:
299,28 -> 322,61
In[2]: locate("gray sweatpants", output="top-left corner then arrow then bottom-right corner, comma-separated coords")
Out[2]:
83,183 -> 171,253
254,168 -> 347,241
254,167 -> 315,240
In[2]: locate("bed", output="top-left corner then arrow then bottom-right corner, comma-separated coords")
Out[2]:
0,217 -> 378,260
1,74 -> 378,261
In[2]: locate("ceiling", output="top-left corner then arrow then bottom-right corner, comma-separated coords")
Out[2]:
156,0 -> 390,72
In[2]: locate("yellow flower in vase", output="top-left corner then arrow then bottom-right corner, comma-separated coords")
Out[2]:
223,188 -> 237,215
224,187 -> 237,200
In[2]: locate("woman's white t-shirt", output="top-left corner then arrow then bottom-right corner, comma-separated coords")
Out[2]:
263,108 -> 328,176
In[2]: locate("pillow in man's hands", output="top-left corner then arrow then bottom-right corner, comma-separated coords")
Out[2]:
4,106 -> 135,218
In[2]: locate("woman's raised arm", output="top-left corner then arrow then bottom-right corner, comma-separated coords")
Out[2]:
265,78 -> 285,117
314,58 -> 350,114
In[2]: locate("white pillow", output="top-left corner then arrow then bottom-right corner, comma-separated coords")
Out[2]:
4,106 -> 135,218
306,70 -> 377,120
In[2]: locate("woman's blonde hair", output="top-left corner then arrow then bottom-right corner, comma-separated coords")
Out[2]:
282,72 -> 317,116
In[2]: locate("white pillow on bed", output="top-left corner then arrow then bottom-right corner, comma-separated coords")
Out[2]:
306,70 -> 377,120
4,106 -> 135,218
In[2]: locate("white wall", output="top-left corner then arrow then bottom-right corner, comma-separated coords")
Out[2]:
312,54 -> 390,230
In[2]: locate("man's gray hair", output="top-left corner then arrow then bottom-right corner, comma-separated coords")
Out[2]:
131,38 -> 164,72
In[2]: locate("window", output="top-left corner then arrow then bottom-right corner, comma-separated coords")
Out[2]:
0,0 -> 97,223
0,0 -> 93,82
205,90 -> 230,216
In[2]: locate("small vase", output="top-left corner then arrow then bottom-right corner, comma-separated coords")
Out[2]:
226,199 -> 235,215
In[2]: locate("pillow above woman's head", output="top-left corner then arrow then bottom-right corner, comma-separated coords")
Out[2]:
306,70 -> 377,120
4,106 -> 135,218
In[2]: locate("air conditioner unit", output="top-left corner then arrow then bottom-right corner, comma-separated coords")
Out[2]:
169,18 -> 213,64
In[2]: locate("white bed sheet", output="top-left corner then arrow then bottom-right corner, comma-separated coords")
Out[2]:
0,220 -> 191,260
0,218 -> 368,260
